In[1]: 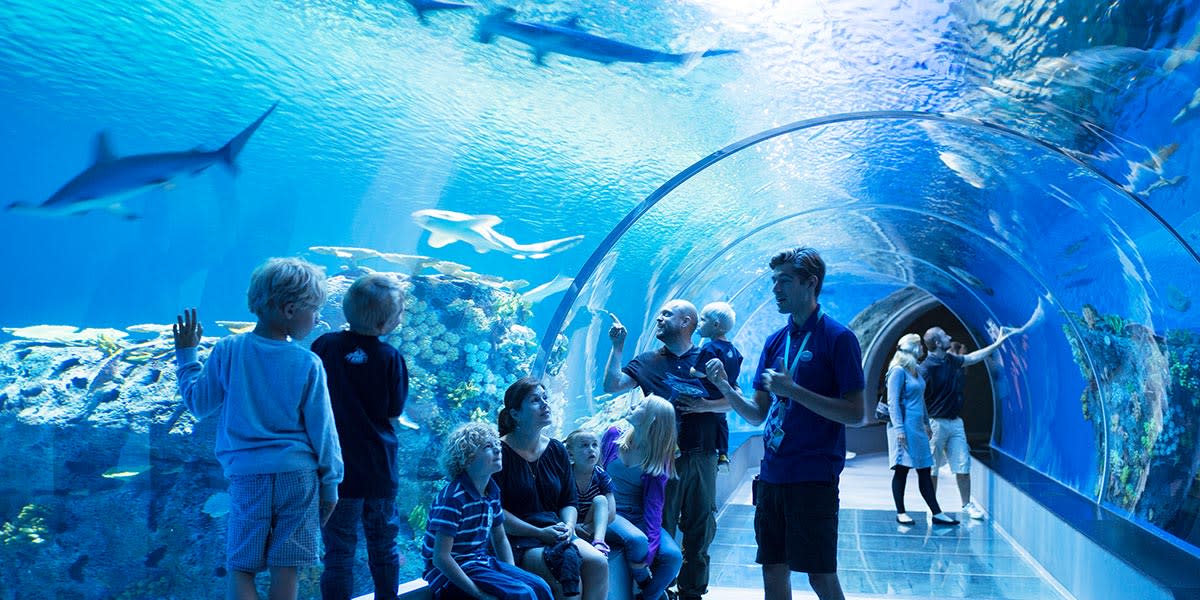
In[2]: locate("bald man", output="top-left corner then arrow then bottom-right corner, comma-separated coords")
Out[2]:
921,301 -> 1042,519
604,299 -> 722,600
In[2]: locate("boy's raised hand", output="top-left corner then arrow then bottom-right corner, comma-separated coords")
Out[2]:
173,308 -> 203,350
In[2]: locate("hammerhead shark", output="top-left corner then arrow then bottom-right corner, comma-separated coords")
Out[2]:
412,208 -> 584,259
476,8 -> 737,66
405,0 -> 475,24
7,102 -> 277,219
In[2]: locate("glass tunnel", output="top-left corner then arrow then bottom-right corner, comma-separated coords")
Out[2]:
1,1 -> 1199,598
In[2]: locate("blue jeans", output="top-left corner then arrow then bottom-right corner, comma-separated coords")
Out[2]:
320,497 -> 401,600
607,517 -> 682,600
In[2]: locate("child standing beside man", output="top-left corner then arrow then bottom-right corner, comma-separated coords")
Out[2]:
695,302 -> 743,471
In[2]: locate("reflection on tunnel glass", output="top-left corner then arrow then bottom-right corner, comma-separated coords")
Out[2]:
1,0 -> 1199,597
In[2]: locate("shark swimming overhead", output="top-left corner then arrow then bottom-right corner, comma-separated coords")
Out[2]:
476,8 -> 737,66
406,0 -> 475,24
7,102 -> 278,219
412,208 -> 584,259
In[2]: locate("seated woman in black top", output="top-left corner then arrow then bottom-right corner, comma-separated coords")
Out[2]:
494,377 -> 609,600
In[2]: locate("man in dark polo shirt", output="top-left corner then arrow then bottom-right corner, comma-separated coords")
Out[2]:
922,299 -> 1042,520
706,247 -> 864,600
603,299 -> 723,600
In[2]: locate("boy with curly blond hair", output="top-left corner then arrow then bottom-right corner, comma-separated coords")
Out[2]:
421,422 -> 552,600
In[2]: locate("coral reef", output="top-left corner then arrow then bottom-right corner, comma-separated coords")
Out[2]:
1064,306 -> 1200,544
0,264 -> 564,599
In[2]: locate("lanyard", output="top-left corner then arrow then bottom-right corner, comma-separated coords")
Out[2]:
783,312 -> 820,377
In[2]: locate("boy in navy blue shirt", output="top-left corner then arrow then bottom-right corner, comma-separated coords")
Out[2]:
422,422 -> 553,600
695,302 -> 743,471
313,273 -> 409,600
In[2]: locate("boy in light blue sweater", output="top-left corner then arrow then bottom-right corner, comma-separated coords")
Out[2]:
174,257 -> 344,600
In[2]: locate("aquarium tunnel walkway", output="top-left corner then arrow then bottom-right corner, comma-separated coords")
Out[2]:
518,111 -> 1200,599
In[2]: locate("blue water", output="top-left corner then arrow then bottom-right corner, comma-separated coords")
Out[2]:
2,0 -> 1200,597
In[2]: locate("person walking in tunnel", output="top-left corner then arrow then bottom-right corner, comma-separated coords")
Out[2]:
603,300 -> 722,600
921,300 -> 1044,520
885,333 -> 958,527
704,246 -> 865,600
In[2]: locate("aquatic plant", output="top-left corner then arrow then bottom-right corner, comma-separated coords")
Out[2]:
93,333 -> 124,357
469,406 -> 490,423
447,381 -> 482,409
408,503 -> 429,536
0,504 -> 48,549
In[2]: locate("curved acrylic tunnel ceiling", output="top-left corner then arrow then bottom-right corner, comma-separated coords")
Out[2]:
536,110 -> 1200,520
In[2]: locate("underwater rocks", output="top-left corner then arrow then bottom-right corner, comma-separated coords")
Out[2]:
0,266 -> 561,598
1065,306 -> 1200,542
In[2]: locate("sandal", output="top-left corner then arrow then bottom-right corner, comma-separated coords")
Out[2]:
591,540 -> 611,556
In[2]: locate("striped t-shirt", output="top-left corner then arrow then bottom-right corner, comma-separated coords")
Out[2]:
576,465 -> 614,521
421,473 -> 505,593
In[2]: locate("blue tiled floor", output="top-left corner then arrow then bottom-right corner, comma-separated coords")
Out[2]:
707,455 -> 1072,599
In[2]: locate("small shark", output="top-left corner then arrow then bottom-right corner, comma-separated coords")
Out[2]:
476,8 -> 737,66
8,103 -> 277,219
412,208 -> 583,259
522,274 -> 574,304
406,0 -> 475,24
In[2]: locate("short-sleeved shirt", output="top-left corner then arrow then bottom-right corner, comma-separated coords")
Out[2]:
494,438 -> 577,544
624,346 -> 723,453
311,331 -> 408,498
421,473 -> 504,594
576,465 -> 614,520
697,339 -> 743,400
752,307 -> 865,484
920,352 -> 966,419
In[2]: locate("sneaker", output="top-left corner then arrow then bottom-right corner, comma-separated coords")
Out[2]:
964,501 -> 985,520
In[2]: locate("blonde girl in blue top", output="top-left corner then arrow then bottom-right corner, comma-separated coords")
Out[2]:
885,334 -> 957,526
601,395 -> 683,600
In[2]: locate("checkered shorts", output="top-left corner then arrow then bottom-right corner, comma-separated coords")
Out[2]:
226,470 -> 320,572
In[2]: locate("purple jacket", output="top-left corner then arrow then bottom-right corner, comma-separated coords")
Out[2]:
601,426 -> 668,562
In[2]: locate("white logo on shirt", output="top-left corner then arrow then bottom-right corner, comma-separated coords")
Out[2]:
345,348 -> 368,365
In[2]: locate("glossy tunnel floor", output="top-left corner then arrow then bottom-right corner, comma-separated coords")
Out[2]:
706,452 -> 1071,600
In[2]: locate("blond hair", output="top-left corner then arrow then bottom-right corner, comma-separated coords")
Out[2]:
442,422 -> 500,477
888,333 -> 922,375
565,429 -> 598,449
619,395 -> 676,479
344,273 -> 405,335
247,258 -> 327,318
701,301 -> 736,336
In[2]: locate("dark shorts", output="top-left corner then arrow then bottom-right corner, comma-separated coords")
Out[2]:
754,479 -> 839,574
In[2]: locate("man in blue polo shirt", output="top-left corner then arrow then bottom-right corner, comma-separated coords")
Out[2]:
705,247 -> 864,600
603,299 -> 722,600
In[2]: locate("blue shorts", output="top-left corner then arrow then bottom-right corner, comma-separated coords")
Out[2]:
226,470 -> 320,572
